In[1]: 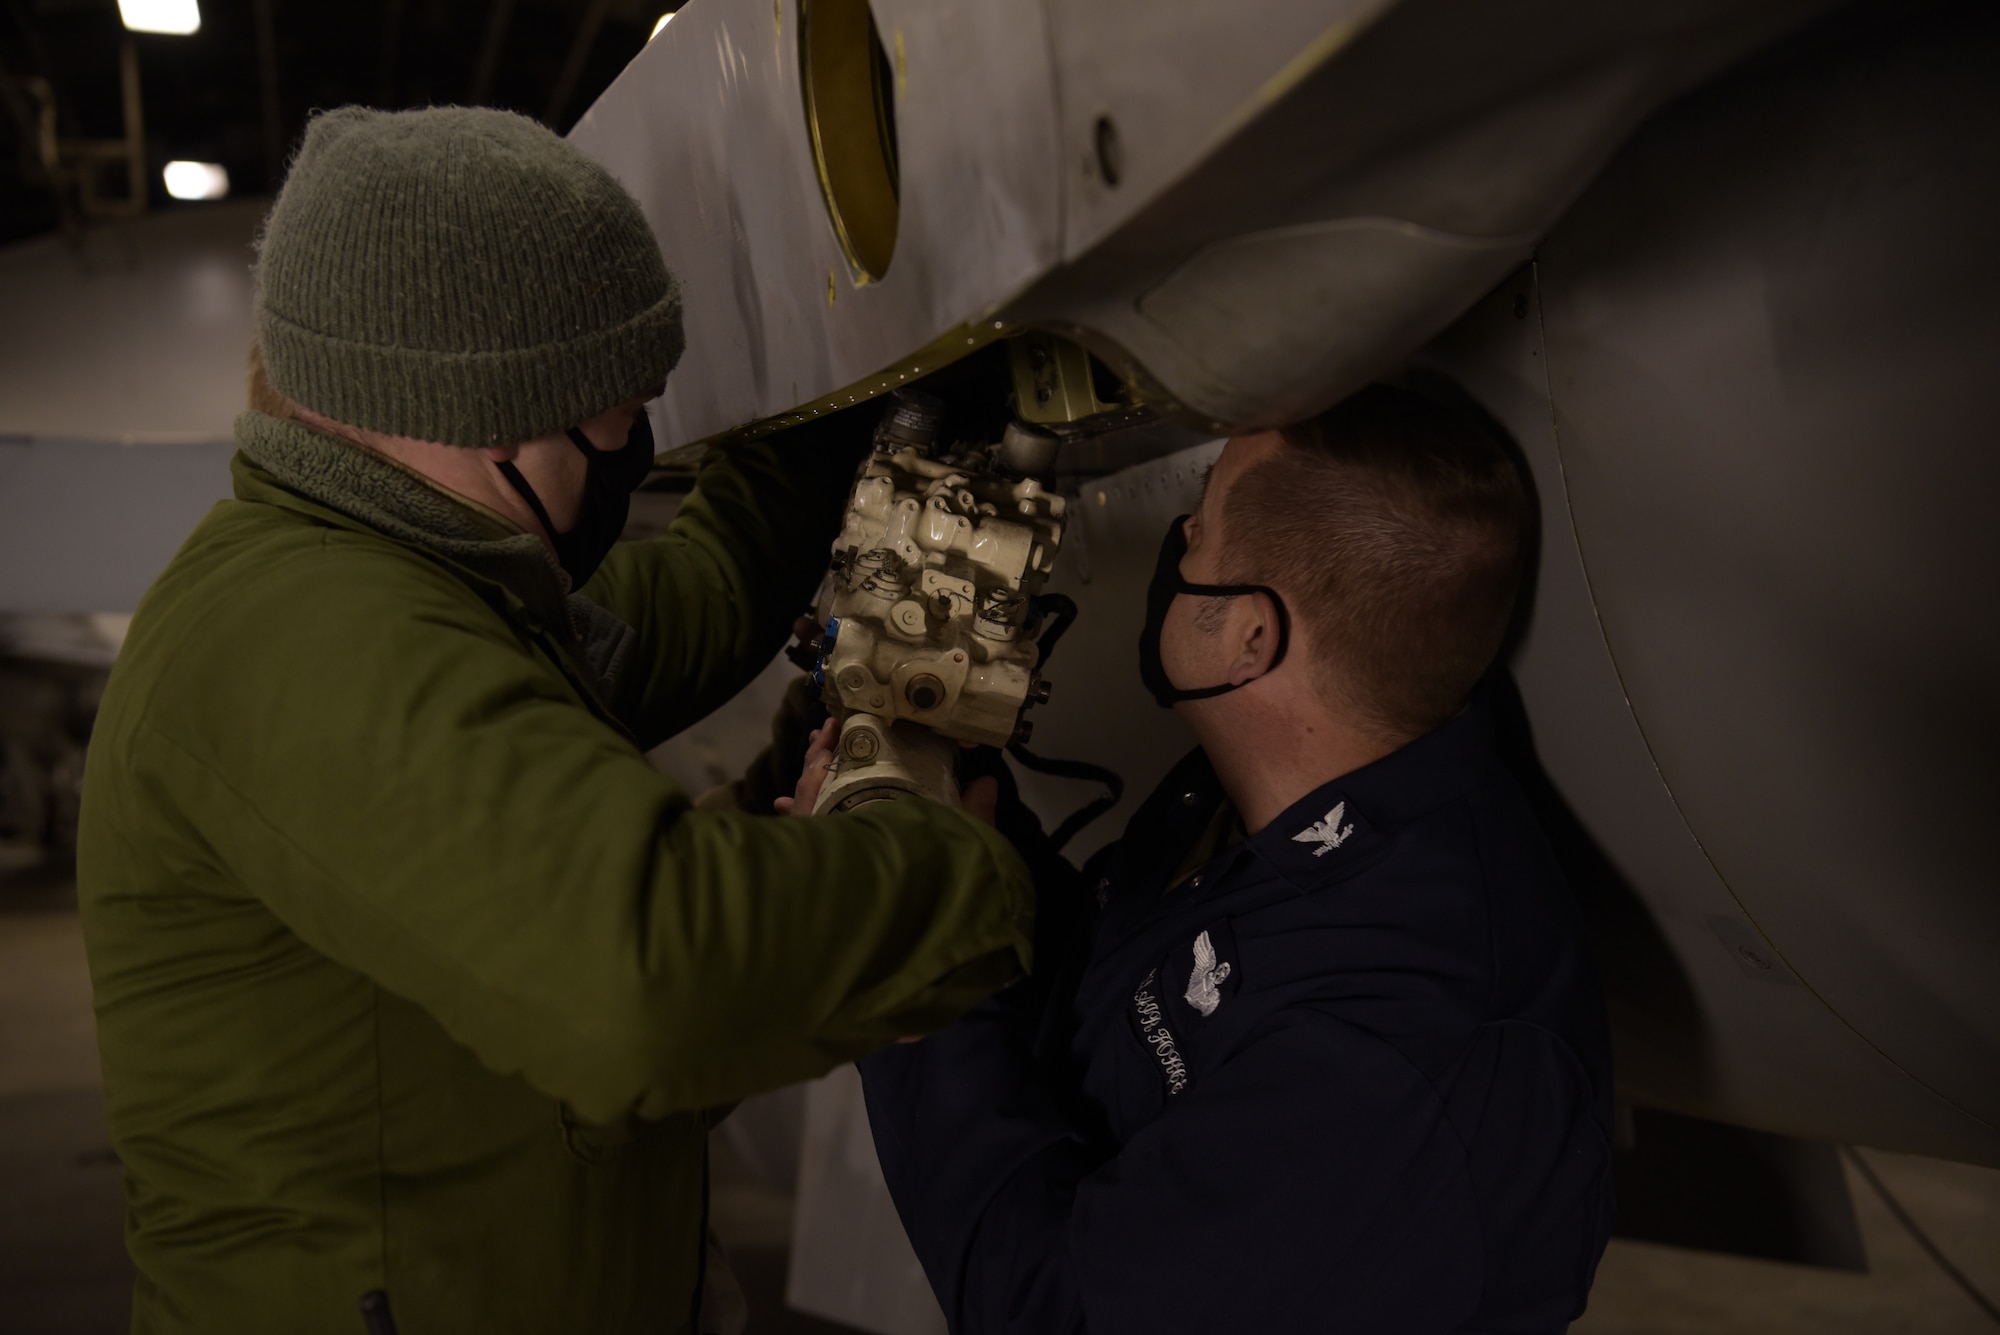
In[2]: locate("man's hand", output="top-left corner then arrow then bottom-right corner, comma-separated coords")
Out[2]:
773,718 -> 839,815
962,775 -> 999,825
773,716 -> 999,823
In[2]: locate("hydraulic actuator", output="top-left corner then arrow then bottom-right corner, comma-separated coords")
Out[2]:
806,391 -> 1068,812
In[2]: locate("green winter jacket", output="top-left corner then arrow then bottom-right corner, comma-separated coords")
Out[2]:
77,412 -> 1034,1335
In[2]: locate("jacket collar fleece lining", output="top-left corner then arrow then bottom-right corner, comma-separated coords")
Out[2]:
232,409 -> 638,706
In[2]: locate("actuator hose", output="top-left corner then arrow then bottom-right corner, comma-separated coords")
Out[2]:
1006,741 -> 1123,853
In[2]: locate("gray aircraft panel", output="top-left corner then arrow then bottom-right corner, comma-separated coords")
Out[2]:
570,0 -> 1067,450
1422,273 -> 1998,1165
598,0 -> 2000,1181
1039,0 -> 1399,261
573,0 -> 1834,448
1013,0 -> 1835,429
1528,7 -> 2000,1145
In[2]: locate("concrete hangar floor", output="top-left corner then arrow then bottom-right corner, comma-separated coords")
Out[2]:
3,858 -> 1997,1333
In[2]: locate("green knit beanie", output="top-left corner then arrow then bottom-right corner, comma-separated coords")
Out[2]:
255,105 -> 684,447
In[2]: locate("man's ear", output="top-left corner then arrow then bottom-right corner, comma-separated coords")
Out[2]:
1225,591 -> 1285,685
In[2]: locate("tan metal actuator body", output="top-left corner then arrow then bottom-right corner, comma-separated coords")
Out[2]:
810,397 -> 1065,812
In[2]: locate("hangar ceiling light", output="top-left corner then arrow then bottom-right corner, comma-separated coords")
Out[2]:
117,0 -> 201,35
651,13 -> 675,40
163,161 -> 229,200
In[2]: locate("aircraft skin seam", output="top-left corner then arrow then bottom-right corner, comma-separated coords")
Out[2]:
1524,258 -> 1997,1141
1032,0 -> 1068,265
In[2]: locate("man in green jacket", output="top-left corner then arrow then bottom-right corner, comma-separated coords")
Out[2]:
76,106 -> 1033,1335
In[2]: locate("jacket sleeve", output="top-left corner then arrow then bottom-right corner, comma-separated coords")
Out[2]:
133,544 -> 1033,1124
857,1004 -> 1485,1335
580,414 -> 868,749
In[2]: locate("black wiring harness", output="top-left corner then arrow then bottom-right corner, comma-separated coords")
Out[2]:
1006,593 -> 1125,853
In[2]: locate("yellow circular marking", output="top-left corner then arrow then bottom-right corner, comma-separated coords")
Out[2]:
800,0 -> 900,280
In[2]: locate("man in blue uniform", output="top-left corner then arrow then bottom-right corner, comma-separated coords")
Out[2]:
850,384 -> 1615,1334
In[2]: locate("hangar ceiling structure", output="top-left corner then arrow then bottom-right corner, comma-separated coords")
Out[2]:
0,0 -> 666,248
0,0 -> 679,614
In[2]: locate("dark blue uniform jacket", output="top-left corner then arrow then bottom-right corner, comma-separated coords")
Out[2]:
859,703 -> 1615,1335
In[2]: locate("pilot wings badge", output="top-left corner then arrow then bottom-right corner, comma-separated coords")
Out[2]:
1184,930 -> 1232,1017
1292,801 -> 1355,857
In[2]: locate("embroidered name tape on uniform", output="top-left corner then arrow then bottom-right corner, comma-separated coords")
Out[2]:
1292,800 -> 1355,856
1131,968 -> 1189,1096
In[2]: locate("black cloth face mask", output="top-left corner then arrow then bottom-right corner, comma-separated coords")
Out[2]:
1137,513 -> 1291,708
497,410 -> 655,587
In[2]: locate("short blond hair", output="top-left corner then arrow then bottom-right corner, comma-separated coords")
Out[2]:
1221,382 -> 1531,742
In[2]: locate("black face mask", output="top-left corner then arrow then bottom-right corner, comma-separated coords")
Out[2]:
1137,514 -> 1291,708
497,410 -> 655,587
